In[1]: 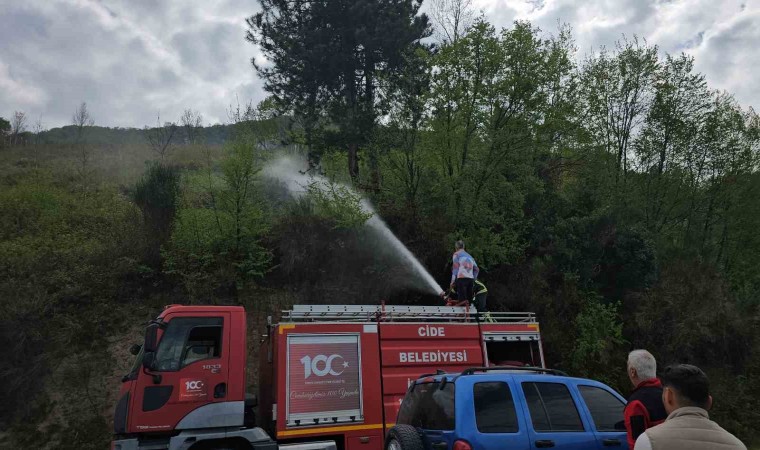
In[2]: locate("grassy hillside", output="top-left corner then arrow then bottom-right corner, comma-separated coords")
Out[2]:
1,126 -> 759,448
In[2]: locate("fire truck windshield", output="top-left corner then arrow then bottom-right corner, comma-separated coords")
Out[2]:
125,345 -> 144,381
153,317 -> 223,371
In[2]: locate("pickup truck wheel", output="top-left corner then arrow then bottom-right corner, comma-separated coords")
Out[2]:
386,425 -> 424,450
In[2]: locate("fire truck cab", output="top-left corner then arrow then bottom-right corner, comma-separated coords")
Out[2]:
112,304 -> 544,450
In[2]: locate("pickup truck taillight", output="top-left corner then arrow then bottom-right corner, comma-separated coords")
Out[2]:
453,440 -> 472,450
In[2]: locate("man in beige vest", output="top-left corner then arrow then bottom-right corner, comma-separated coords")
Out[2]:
634,364 -> 746,450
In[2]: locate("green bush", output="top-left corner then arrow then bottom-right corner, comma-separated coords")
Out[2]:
569,293 -> 626,385
306,179 -> 373,229
163,139 -> 272,299
131,163 -> 181,268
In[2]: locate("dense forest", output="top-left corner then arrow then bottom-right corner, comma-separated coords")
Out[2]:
1,1 -> 759,449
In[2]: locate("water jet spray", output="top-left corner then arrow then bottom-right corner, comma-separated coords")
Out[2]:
264,157 -> 442,296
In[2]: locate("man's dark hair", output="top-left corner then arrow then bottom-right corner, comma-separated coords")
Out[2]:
455,240 -> 465,250
660,364 -> 710,408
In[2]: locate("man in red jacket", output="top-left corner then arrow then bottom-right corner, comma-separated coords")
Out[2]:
625,350 -> 668,448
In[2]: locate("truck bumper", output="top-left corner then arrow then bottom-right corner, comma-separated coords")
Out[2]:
112,438 -> 139,450
278,442 -> 337,450
112,428 -> 336,450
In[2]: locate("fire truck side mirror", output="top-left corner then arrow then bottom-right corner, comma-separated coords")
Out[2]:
141,321 -> 161,371
142,351 -> 156,370
144,322 -> 160,353
129,344 -> 142,355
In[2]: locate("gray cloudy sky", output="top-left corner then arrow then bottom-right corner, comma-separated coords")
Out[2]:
1,0 -> 758,129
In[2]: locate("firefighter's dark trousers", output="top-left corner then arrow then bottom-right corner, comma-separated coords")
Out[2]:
474,292 -> 487,312
455,278 -> 474,303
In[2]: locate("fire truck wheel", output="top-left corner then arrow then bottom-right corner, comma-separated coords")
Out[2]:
386,425 -> 424,450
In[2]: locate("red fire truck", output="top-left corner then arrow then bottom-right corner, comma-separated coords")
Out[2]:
113,304 -> 544,450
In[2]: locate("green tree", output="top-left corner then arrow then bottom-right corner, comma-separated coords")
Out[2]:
180,108 -> 204,145
633,54 -> 711,233
131,164 -> 182,268
581,38 -> 659,194
165,133 -> 271,300
72,102 -> 95,191
10,111 -> 27,146
424,20 -> 577,266
693,94 -> 759,266
0,116 -> 10,147
376,46 -> 432,213
247,0 -> 431,183
144,113 -> 178,161
569,293 -> 625,385
305,179 -> 373,229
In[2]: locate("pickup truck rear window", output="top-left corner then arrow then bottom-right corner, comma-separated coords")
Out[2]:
474,382 -> 518,433
522,382 -> 584,432
397,381 -> 455,430
578,385 -> 625,432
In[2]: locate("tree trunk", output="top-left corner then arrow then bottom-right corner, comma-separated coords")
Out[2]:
305,125 -> 320,171
368,147 -> 380,192
348,142 -> 359,183
365,48 -> 377,190
701,187 -> 717,254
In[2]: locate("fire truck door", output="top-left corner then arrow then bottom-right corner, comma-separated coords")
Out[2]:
129,313 -> 231,433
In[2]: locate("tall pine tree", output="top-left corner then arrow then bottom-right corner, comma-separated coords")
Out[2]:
247,0 -> 431,183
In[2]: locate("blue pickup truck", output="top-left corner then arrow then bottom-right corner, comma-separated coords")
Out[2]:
387,367 -> 628,450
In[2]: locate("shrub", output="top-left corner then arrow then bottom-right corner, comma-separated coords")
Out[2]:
131,163 -> 181,268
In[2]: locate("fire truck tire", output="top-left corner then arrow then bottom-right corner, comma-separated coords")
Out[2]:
386,425 -> 424,450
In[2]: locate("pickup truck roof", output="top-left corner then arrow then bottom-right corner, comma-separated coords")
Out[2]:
408,368 -> 628,401
412,366 -> 572,385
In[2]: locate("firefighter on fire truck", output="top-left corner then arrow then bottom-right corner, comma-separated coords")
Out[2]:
450,240 -> 479,303
442,279 -> 493,322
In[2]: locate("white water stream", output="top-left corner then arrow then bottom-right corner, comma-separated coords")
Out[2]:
264,157 -> 442,295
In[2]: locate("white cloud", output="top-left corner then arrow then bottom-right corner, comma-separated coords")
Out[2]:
0,0 -> 263,128
690,8 -> 760,109
0,60 -> 48,106
474,0 -> 758,109
0,0 -> 757,128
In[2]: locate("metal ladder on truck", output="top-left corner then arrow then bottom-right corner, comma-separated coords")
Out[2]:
281,304 -> 538,324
